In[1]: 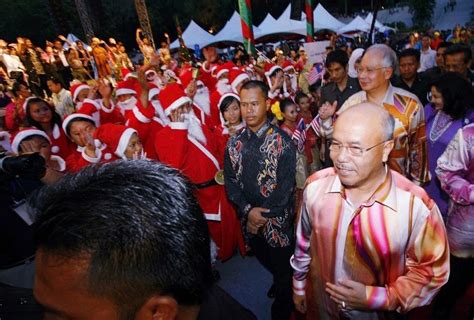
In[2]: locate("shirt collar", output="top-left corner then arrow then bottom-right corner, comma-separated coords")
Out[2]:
246,120 -> 271,139
327,166 -> 398,212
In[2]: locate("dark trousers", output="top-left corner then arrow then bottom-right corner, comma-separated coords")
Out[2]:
249,235 -> 294,320
432,255 -> 474,319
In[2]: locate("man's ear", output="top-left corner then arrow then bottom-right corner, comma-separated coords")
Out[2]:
382,140 -> 395,162
135,295 -> 178,320
384,67 -> 394,81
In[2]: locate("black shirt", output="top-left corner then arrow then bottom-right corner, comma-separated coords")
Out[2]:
197,285 -> 256,320
224,121 -> 296,248
320,76 -> 361,110
391,74 -> 429,106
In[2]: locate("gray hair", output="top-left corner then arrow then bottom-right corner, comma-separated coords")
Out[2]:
365,44 -> 398,72
381,111 -> 395,141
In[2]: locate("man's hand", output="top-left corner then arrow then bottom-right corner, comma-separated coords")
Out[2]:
246,207 -> 269,234
325,280 -> 369,310
293,293 -> 307,313
20,140 -> 41,154
186,80 -> 197,98
87,85 -> 98,100
318,101 -> 337,120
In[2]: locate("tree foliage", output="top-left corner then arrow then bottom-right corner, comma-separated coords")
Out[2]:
408,0 -> 436,28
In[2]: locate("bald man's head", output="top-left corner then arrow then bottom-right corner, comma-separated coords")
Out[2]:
337,102 -> 395,142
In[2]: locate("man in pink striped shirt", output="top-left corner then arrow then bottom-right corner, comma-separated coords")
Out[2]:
291,103 -> 449,319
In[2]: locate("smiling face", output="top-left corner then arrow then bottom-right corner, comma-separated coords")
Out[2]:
240,87 -> 269,132
357,50 -> 392,94
223,100 -> 241,126
124,133 -> 143,159
29,101 -> 52,124
430,86 -> 444,111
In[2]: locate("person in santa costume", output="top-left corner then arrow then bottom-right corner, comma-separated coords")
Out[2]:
180,67 -> 213,129
24,97 -> 72,160
11,128 -> 66,174
281,60 -> 298,99
71,81 -> 124,126
213,92 -> 245,163
142,82 -> 167,160
209,61 -> 235,129
62,113 -> 115,172
94,123 -> 145,161
228,68 -> 250,95
263,62 -> 285,103
154,82 -> 245,261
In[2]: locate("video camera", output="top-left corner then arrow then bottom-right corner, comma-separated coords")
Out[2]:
0,152 -> 46,180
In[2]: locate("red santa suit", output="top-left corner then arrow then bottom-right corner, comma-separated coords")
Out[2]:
143,83 -> 167,160
48,123 -> 73,160
180,68 -> 213,130
62,113 -> 115,172
154,83 -> 245,260
10,128 -> 67,172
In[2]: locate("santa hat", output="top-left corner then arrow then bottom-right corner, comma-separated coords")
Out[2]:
22,96 -> 36,113
281,60 -> 295,73
122,68 -> 137,81
214,62 -> 235,79
179,68 -> 194,89
115,80 -> 137,97
148,82 -> 160,100
145,69 -> 158,78
94,123 -> 137,160
62,113 -> 96,138
158,83 -> 192,116
70,83 -> 90,102
228,69 -> 249,94
11,128 -> 51,154
264,62 -> 282,77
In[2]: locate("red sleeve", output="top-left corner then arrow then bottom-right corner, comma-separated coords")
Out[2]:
5,103 -> 17,132
154,123 -> 188,170
100,107 -> 125,125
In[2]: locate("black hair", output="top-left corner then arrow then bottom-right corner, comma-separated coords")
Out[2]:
325,49 -> 349,69
32,161 -> 213,315
46,76 -> 62,86
295,91 -> 309,104
398,48 -> 420,62
12,80 -> 29,98
280,98 -> 296,114
25,98 -> 62,131
240,80 -> 269,99
269,67 -> 283,78
444,44 -> 472,63
437,42 -> 452,50
308,79 -> 322,93
219,95 -> 240,113
430,72 -> 474,120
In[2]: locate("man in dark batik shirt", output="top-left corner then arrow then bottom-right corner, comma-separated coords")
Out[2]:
224,80 -> 296,320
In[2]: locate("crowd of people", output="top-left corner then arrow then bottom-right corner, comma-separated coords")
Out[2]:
0,24 -> 473,320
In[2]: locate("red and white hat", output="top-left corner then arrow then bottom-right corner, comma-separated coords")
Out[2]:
214,62 -> 234,79
115,80 -> 137,97
22,96 -> 36,113
11,128 -> 51,154
70,83 -> 91,103
264,62 -> 282,77
228,69 -> 249,94
94,123 -> 137,159
281,60 -> 295,73
122,68 -> 137,81
62,113 -> 96,138
145,69 -> 158,79
158,83 -> 192,116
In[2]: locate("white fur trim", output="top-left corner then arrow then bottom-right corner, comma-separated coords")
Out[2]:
283,65 -> 295,72
152,117 -> 165,127
52,123 -> 61,139
204,203 -> 221,221
116,88 -> 137,96
124,73 -> 137,80
169,122 -> 188,130
265,65 -> 282,76
51,145 -> 60,154
216,68 -> 229,79
50,155 -> 66,172
11,129 -> 51,154
132,107 -> 151,123
164,96 -> 192,116
231,73 -> 249,93
62,114 -> 96,138
81,147 -> 101,163
100,100 -> 115,113
148,88 -> 160,100
83,98 -> 101,110
104,153 -> 113,160
22,97 -> 35,113
72,84 -> 90,102
218,92 -> 240,110
115,128 -> 136,158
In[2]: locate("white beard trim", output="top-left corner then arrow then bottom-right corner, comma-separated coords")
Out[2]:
193,87 -> 211,116
117,96 -> 137,114
151,100 -> 169,125
184,113 -> 207,145
216,79 -> 231,95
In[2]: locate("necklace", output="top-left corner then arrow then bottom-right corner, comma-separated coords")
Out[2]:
429,110 -> 452,143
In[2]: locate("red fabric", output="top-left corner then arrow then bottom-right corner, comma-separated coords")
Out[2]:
192,103 -> 214,131
155,123 -> 244,260
299,112 -> 317,165
124,99 -> 154,148
5,101 -> 26,132
209,90 -> 223,129
143,119 -> 165,160
49,124 -> 73,159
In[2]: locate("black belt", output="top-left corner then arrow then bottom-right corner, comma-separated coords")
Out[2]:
194,178 -> 218,189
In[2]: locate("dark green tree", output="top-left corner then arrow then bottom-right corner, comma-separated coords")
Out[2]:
408,0 -> 436,28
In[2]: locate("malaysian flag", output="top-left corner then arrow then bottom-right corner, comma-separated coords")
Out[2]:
307,62 -> 325,86
292,118 -> 307,153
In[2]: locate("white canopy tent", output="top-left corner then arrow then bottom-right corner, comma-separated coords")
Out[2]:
170,20 -> 215,49
205,11 -> 261,47
364,13 -> 394,32
338,16 -> 371,34
313,4 -> 346,31
255,5 -> 307,39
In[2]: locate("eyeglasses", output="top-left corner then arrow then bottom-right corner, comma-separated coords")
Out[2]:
329,140 -> 389,156
355,66 -> 389,75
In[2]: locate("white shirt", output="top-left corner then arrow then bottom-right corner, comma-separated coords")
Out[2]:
418,48 -> 436,72
52,88 -> 75,118
0,53 -> 25,74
